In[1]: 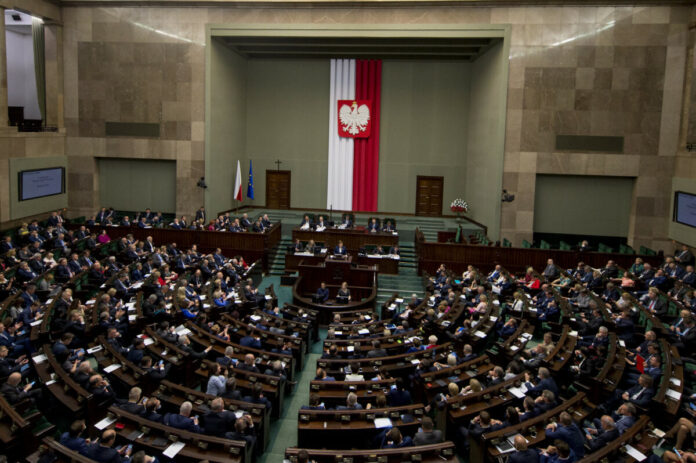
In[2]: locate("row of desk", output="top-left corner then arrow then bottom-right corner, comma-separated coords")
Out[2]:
66,223 -> 282,272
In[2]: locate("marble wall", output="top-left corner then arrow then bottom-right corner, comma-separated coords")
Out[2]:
20,3 -> 696,250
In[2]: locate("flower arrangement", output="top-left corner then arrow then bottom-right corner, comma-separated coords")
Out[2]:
450,199 -> 469,213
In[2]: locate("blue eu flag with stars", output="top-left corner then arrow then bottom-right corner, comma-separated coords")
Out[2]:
247,160 -> 254,200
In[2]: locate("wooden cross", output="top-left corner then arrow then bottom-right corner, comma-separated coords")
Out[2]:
274,160 -> 282,171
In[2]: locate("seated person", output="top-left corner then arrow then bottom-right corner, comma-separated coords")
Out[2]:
305,240 -> 317,255
382,220 -> 396,232
381,427 -> 413,449
336,282 -> 351,303
315,216 -> 327,232
371,245 -> 385,255
315,282 -> 329,303
334,240 -> 347,256
339,215 -> 352,228
299,215 -> 313,230
337,392 -> 363,410
367,218 -> 380,232
164,401 -> 201,432
293,239 -> 304,253
413,417 -> 443,446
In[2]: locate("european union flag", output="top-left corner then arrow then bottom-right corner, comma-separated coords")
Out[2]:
247,160 -> 254,200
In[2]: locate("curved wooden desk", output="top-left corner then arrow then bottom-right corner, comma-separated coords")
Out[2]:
292,256 -> 377,324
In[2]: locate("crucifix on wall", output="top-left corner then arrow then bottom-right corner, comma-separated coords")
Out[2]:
274,160 -> 282,171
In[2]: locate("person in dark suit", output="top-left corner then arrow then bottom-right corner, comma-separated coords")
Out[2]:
340,215 -> 352,228
337,392 -> 363,411
142,398 -> 163,423
676,244 -> 695,267
382,220 -> 395,232
239,335 -> 263,350
89,374 -> 115,403
201,397 -> 236,437
523,367 -> 558,398
0,236 -> 14,254
1,372 -> 42,405
389,245 -> 400,256
59,419 -> 90,455
119,387 -> 146,416
387,378 -> 412,407
299,215 -> 313,230
237,353 -> 261,373
367,340 -> 388,358
413,417 -> 443,446
508,435 -> 539,463
545,412 -> 585,458
126,338 -> 146,365
585,415 -> 620,452
195,207 -> 206,223
164,401 -> 201,432
301,393 -> 326,410
85,429 -> 131,463
644,289 -> 667,317
367,218 -> 380,233
381,427 -> 413,449
334,240 -> 347,256
315,282 -> 329,303
542,258 -> 560,280
240,213 -> 252,229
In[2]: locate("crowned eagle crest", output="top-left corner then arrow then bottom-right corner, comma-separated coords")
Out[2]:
339,101 -> 371,136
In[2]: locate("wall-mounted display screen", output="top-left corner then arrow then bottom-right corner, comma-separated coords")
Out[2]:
18,167 -> 65,201
674,191 -> 696,228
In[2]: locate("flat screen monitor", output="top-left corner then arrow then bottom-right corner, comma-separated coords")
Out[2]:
673,190 -> 696,228
18,167 -> 65,201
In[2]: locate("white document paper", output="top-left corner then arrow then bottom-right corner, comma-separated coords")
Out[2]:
669,377 -> 681,387
30,320 -> 42,327
94,416 -> 116,430
666,389 -> 682,400
624,444 -> 647,461
32,354 -> 48,364
394,299 -> 403,304
162,441 -> 186,459
87,346 -> 103,354
103,364 -> 122,373
474,330 -> 487,338
374,418 -> 393,428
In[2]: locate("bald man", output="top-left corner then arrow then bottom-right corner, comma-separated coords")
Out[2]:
0,372 -> 41,404
86,429 -> 131,463
509,434 -> 539,463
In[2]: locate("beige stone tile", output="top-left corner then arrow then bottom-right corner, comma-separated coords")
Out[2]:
575,68 -> 595,90
518,152 -> 538,173
515,211 -> 534,232
632,6 -> 671,24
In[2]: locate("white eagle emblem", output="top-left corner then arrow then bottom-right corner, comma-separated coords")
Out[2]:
339,101 -> 370,135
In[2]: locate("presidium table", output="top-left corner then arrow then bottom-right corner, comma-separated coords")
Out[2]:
289,227 -> 400,274
292,255 -> 378,325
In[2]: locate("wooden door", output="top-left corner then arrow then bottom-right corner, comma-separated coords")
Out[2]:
415,176 -> 444,216
266,170 -> 291,209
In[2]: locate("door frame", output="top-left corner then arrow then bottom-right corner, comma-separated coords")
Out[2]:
415,175 -> 444,217
265,170 -> 292,209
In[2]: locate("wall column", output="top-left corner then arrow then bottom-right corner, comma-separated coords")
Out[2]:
0,7 -> 8,127
44,22 -> 63,129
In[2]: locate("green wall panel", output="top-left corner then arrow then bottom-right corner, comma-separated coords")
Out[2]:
98,158 -> 176,213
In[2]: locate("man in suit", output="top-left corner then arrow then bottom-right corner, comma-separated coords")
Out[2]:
89,374 -> 116,402
509,434 -> 539,463
237,353 -> 261,373
164,401 -> 201,432
119,387 -> 146,416
0,236 -> 14,253
387,378 -> 412,407
299,215 -> 313,230
55,257 -> 74,282
315,282 -> 329,303
195,206 -> 206,223
545,412 -> 585,458
676,244 -> 694,267
126,338 -> 146,365
1,372 -> 42,405
367,218 -> 380,232
542,258 -> 560,280
240,213 -> 252,229
682,265 -> 695,286
382,220 -> 395,232
524,367 -> 558,398
59,419 -> 90,455
644,289 -> 667,317
339,215 -> 352,228
201,397 -> 235,437
315,216 -> 327,231
85,429 -> 131,463
334,240 -> 347,256
367,340 -> 388,358
413,417 -> 443,446
586,415 -> 620,452
96,208 -> 109,224
337,392 -> 363,410
389,245 -> 400,256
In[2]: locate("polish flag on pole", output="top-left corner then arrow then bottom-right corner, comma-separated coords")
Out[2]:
234,160 -> 243,201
